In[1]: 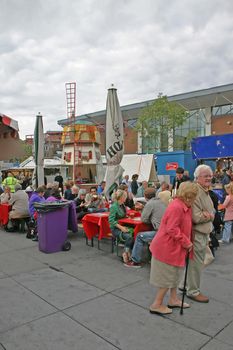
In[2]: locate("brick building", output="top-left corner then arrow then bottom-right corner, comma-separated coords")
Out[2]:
25,131 -> 63,158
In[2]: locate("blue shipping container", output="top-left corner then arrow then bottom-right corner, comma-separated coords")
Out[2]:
155,150 -> 197,184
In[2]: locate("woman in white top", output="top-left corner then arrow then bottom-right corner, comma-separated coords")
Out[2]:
0,186 -> 11,203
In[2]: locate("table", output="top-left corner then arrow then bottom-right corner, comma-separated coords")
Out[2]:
82,212 -> 111,243
0,203 -> 11,226
118,217 -> 153,239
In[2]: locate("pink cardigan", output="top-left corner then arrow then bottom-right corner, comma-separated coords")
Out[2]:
223,195 -> 233,221
150,198 -> 192,267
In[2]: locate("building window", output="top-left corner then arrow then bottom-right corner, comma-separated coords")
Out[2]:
141,109 -> 206,153
212,104 -> 233,116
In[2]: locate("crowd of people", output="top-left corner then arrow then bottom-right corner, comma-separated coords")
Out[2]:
108,165 -> 233,315
1,164 -> 233,317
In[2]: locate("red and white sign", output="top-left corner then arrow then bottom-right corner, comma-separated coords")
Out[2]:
166,162 -> 178,171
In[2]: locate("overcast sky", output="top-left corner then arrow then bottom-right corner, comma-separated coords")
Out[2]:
1,0 -> 233,139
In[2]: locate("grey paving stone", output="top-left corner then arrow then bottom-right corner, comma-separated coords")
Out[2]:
14,267 -> 105,310
19,240 -> 106,268
201,338 -> 233,350
0,278 -> 55,333
111,279 -> 158,308
168,298 -> 233,337
0,312 -> 116,350
0,344 -> 4,350
65,294 -> 209,350
61,255 -> 145,292
0,230 -> 37,249
216,320 -> 233,347
0,247 -> 46,276
0,241 -> 14,254
0,272 -> 7,279
204,262 -> 233,282
201,272 -> 233,306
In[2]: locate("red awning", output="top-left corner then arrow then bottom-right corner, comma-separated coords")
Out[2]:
0,113 -> 19,131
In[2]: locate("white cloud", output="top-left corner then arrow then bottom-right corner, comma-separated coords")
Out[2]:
0,0 -> 233,138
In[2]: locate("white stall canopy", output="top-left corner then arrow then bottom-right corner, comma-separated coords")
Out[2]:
102,154 -> 157,183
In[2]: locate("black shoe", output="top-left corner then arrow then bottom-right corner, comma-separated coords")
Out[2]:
32,235 -> 38,242
5,227 -> 17,232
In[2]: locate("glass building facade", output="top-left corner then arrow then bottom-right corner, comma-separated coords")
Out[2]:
141,109 -> 206,153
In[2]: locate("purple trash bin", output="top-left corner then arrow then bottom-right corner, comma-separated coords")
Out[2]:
37,206 -> 69,253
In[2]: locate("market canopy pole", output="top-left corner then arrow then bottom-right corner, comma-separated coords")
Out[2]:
104,84 -> 124,198
32,112 -> 44,188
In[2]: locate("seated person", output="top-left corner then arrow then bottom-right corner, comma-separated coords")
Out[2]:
118,184 -> 134,209
6,184 -> 30,231
157,182 -> 172,206
63,182 -> 73,200
29,186 -> 46,218
124,188 -> 166,268
74,189 -> 88,220
85,186 -> 107,213
28,186 -> 45,241
70,185 -> 79,200
97,181 -> 106,195
136,181 -> 148,198
46,189 -> 62,202
0,186 -> 11,203
109,189 -> 134,263
44,183 -> 53,199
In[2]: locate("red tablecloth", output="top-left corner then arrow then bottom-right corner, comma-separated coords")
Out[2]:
82,210 -> 152,242
82,212 -> 111,240
0,204 -> 11,226
118,217 -> 153,239
126,209 -> 141,218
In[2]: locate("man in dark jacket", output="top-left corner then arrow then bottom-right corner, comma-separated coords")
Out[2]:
172,167 -> 190,192
54,172 -> 64,194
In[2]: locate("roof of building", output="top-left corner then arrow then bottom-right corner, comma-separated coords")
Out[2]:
57,83 -> 233,127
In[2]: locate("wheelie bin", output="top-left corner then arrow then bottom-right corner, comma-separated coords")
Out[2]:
34,202 -> 71,253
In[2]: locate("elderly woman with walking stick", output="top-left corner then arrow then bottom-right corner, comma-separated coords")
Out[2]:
149,182 -> 198,315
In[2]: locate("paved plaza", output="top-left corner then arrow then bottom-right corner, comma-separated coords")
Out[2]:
0,227 -> 233,350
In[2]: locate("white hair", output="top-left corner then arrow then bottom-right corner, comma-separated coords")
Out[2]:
78,189 -> 86,198
194,164 -> 213,180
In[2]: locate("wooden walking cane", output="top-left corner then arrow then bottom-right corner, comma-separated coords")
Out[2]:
180,251 -> 190,315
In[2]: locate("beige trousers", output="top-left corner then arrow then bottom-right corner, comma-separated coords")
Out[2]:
186,232 -> 209,297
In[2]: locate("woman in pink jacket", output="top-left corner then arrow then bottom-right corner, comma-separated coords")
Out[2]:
149,181 -> 198,315
221,182 -> 233,243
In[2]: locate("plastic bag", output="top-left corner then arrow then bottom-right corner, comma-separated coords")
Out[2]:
34,201 -> 69,213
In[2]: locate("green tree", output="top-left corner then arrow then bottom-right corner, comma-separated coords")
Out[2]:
135,94 -> 191,152
23,142 -> 33,158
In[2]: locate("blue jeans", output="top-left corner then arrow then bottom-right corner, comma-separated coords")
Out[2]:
131,231 -> 156,263
222,220 -> 233,243
111,227 -> 134,250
